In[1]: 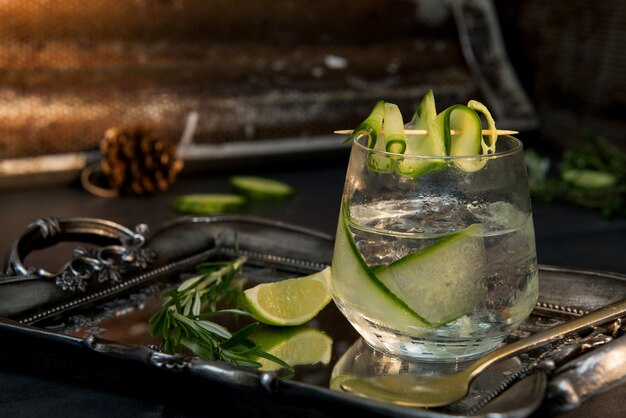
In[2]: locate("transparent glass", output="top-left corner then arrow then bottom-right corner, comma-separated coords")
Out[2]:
331,135 -> 539,362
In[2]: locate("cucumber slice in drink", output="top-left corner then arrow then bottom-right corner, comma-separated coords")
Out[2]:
172,193 -> 246,214
374,224 -> 487,327
396,89 -> 446,178
332,210 -> 428,329
230,176 -> 294,200
437,104 -> 486,172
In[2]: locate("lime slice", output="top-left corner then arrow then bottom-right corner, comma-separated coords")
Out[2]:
249,325 -> 333,371
331,210 -> 428,329
172,193 -> 247,214
230,176 -> 294,201
239,267 -> 332,326
374,224 -> 487,327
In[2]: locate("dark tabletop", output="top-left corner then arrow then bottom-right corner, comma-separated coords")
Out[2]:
0,154 -> 624,418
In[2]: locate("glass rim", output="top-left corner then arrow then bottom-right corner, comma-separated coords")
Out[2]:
352,134 -> 524,160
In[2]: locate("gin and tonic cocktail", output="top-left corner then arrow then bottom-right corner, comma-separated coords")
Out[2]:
331,92 -> 538,362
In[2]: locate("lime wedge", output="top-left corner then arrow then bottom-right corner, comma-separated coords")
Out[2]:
172,193 -> 246,214
230,176 -> 294,201
249,325 -> 333,371
239,267 -> 332,326
374,224 -> 487,327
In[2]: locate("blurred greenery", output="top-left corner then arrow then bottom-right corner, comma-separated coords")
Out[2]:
525,134 -> 626,217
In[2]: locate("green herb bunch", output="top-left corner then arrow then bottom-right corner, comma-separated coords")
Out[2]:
526,134 -> 626,217
148,255 -> 292,373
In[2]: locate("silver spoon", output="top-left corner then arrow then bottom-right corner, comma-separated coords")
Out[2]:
341,297 -> 626,408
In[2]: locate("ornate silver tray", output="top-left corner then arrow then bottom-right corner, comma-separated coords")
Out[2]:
0,215 -> 624,418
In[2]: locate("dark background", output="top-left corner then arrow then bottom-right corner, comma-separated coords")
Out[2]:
496,0 -> 626,153
0,0 -> 624,159
0,1 -> 625,417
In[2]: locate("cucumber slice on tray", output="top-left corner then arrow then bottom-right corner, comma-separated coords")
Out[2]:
173,194 -> 247,214
230,176 -> 294,201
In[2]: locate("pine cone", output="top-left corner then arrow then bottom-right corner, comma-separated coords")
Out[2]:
100,125 -> 184,196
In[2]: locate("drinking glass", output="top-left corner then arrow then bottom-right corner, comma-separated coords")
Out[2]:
331,134 -> 538,362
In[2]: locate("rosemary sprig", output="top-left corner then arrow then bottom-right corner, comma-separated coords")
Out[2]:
148,255 -> 293,375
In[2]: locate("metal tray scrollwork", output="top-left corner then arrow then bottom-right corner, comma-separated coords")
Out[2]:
0,215 -> 625,418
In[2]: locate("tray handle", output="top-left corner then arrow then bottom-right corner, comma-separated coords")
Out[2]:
4,217 -> 154,292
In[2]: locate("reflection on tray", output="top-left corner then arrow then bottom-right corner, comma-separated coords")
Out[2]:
331,338 -> 546,416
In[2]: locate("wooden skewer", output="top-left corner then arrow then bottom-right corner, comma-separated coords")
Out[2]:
334,129 -> 518,136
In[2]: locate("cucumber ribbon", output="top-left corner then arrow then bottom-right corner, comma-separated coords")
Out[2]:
346,91 -> 503,176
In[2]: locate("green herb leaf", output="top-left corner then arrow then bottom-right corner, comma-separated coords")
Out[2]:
148,254 -> 294,376
526,134 -> 626,218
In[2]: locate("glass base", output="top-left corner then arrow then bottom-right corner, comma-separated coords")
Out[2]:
335,298 -> 507,363
360,323 -> 505,363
